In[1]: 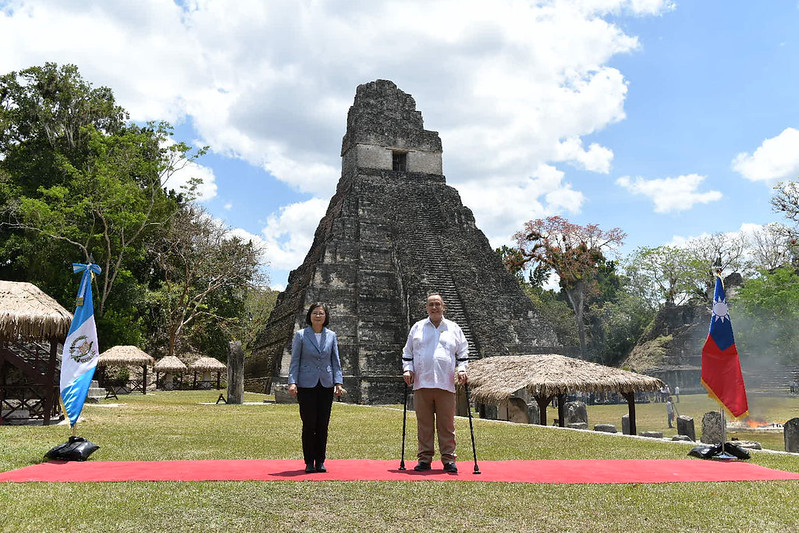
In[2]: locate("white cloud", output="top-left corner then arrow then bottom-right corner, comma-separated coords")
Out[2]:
616,174 -> 722,213
459,164 -> 584,247
732,127 -> 799,182
167,158 -> 218,202
227,226 -> 268,261
0,0 -> 674,268
260,198 -> 329,271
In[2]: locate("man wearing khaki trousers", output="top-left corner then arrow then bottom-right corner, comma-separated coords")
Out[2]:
402,293 -> 469,473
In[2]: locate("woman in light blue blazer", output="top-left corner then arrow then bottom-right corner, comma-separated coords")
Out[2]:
288,302 -> 344,473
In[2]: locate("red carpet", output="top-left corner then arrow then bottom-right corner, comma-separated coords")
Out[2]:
2,459 -> 799,484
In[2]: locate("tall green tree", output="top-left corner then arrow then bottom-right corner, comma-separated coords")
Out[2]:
10,123 -> 198,317
625,245 -> 705,307
734,267 -> 799,366
513,216 -> 625,358
0,63 -> 203,347
588,262 -> 657,366
148,204 -> 263,359
1,63 -> 128,302
745,223 -> 795,271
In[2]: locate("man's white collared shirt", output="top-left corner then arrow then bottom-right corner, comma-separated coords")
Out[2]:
402,317 -> 468,393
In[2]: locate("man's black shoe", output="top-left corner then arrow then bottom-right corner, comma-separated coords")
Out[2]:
304,463 -> 315,473
413,461 -> 431,471
443,462 -> 458,473
315,462 -> 327,473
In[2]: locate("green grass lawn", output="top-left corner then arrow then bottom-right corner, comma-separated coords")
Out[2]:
2,391 -> 799,532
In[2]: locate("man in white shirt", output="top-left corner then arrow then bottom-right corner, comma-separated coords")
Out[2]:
402,293 -> 468,473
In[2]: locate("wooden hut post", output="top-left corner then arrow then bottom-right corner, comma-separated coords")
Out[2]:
535,395 -> 553,426
227,341 -> 245,404
42,338 -> 59,425
623,392 -> 637,435
142,364 -> 148,394
557,393 -> 566,427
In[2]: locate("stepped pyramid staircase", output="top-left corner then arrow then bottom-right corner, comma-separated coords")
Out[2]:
399,211 -> 480,359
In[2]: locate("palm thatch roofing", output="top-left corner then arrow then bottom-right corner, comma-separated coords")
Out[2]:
154,355 -> 187,373
98,345 -> 155,367
468,353 -> 666,405
0,280 -> 73,341
188,356 -> 226,372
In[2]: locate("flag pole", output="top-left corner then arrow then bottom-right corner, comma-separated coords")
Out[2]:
711,264 -> 736,459
48,262 -> 103,460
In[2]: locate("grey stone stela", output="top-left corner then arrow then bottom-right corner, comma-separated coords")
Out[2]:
247,80 -> 562,404
784,417 -> 799,453
701,411 -> 724,444
676,414 -> 695,441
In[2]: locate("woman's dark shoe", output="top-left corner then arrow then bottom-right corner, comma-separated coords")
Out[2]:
315,461 -> 327,473
304,463 -> 315,474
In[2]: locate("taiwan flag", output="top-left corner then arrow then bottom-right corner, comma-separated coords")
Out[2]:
701,274 -> 748,418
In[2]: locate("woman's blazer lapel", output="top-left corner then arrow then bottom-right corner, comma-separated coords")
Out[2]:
304,327 -> 327,354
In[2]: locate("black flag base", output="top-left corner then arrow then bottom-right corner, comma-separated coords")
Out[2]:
688,442 -> 751,461
45,436 -> 100,461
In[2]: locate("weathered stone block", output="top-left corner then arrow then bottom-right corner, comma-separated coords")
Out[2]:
274,384 -> 296,404
527,402 -> 540,425
701,411 -> 724,444
564,401 -> 588,426
506,397 -> 530,424
567,422 -> 588,430
594,424 -> 617,433
621,414 -> 631,435
784,417 -> 799,453
677,414 -> 695,441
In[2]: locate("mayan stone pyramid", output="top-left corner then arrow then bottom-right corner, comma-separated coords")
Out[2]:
248,80 -> 562,403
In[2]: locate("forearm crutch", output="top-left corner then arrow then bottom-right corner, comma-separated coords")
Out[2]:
399,382 -> 408,470
464,381 -> 481,474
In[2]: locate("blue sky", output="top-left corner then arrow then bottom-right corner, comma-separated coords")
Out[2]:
3,1 -> 799,289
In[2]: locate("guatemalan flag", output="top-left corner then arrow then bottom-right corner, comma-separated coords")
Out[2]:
60,263 -> 102,427
701,274 -> 749,418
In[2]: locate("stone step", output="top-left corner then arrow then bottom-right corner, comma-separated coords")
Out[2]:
85,379 -> 106,403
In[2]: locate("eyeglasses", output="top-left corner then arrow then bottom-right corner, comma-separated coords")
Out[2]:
312,311 -> 326,316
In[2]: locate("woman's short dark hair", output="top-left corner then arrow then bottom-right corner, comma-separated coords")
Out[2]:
305,302 -> 330,327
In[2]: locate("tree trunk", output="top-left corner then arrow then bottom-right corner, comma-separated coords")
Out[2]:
565,284 -> 587,358
227,341 -> 245,404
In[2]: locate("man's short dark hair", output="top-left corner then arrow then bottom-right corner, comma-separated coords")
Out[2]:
426,293 -> 444,304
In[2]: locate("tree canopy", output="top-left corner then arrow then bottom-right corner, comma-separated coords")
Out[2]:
0,63 -> 267,362
511,216 -> 626,358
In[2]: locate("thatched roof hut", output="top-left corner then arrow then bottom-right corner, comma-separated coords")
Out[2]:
186,355 -> 226,390
154,355 -> 187,373
0,281 -> 72,424
467,354 -> 665,434
469,354 -> 664,402
98,345 -> 155,394
98,345 -> 155,367
188,356 -> 226,372
0,280 -> 72,341
154,355 -> 187,391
